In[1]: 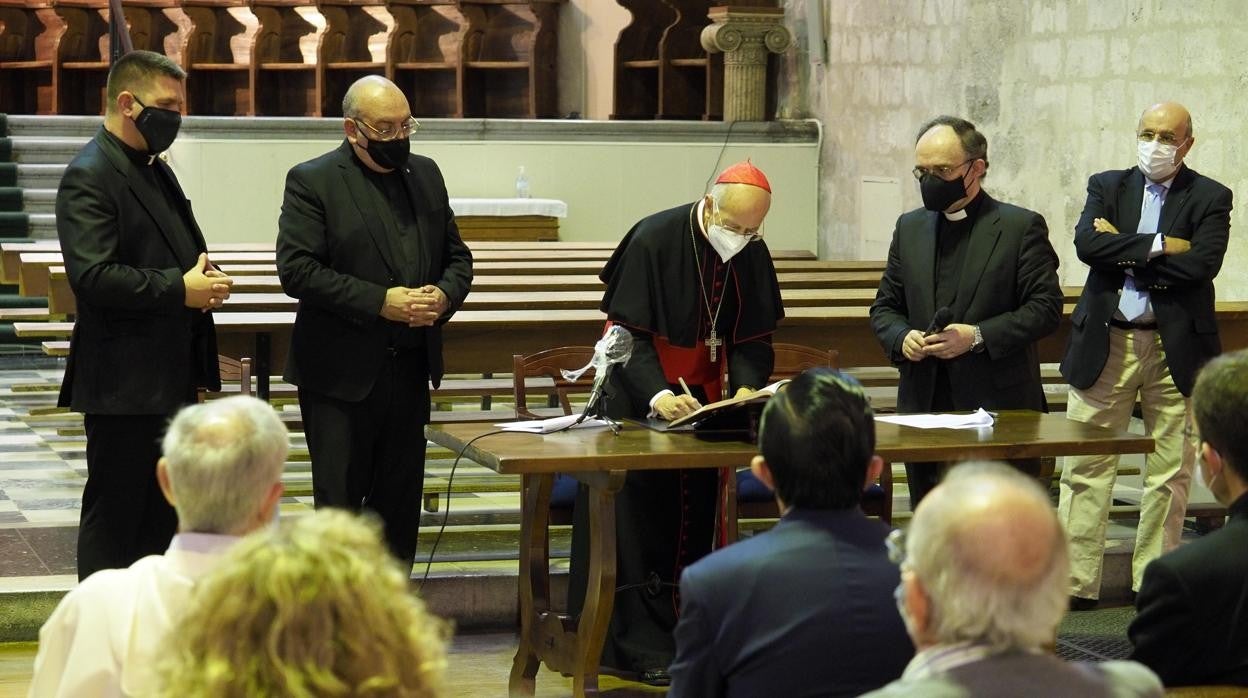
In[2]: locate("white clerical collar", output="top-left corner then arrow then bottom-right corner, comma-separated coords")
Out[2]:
943,207 -> 969,221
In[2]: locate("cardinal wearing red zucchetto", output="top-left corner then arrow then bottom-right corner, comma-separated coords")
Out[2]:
566,160 -> 784,685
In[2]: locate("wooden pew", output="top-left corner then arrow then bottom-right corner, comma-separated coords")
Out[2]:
44,267 -> 891,314
18,302 -> 1248,399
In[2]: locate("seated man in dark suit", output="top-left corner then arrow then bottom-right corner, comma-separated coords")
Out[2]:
667,368 -> 913,698
1130,348 -> 1248,686
864,462 -> 1162,698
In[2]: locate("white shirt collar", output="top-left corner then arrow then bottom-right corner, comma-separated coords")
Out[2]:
942,207 -> 969,221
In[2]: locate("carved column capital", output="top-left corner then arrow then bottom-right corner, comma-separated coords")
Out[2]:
700,7 -> 791,121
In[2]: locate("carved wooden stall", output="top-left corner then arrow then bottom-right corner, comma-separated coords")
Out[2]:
0,0 -> 567,116
386,0 -> 465,117
0,0 -> 67,114
250,0 -> 323,115
181,0 -> 257,114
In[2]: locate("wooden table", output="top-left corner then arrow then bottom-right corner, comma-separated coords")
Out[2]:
424,412 -> 1155,697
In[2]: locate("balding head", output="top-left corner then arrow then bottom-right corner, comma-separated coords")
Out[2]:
158,396 -> 288,536
341,76 -> 414,173
901,462 -> 1069,652
342,75 -> 407,121
1138,101 -> 1193,142
707,182 -> 771,236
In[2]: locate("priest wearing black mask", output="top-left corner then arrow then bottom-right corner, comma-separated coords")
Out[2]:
276,75 -> 472,566
870,116 -> 1062,506
57,50 -> 234,580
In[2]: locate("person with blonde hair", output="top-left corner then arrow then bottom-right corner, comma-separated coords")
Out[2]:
30,395 -> 287,697
157,508 -> 449,697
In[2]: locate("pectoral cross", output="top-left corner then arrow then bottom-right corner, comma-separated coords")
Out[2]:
705,330 -> 723,363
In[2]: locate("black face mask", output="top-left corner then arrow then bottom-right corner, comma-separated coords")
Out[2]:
131,96 -> 181,155
364,135 -> 410,171
919,171 -> 968,212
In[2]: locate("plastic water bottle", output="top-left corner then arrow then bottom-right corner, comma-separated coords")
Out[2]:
515,166 -> 531,199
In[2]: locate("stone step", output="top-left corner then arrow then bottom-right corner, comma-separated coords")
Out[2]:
7,138 -> 89,165
20,190 -> 55,215
5,116 -> 102,139
14,165 -> 65,190
27,213 -> 55,239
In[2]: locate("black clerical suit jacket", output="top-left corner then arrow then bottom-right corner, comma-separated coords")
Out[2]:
1060,165 -> 1232,396
57,128 -> 219,414
276,141 -> 473,401
870,194 -> 1062,413
668,508 -> 913,698
1129,493 -> 1248,686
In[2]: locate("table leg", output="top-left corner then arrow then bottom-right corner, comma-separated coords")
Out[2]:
718,467 -> 739,547
254,332 -> 271,401
571,470 -> 626,697
510,473 -> 553,696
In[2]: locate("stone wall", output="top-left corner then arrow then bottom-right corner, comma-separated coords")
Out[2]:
778,0 -> 1248,299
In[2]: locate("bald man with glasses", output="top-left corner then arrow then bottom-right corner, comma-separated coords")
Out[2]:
276,75 -> 473,567
1059,102 -> 1233,610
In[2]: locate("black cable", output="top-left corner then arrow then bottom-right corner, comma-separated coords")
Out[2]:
418,428 -> 507,590
702,118 -> 741,194
416,415 -> 602,590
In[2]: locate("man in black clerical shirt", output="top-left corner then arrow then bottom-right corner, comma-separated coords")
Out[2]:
57,50 -> 234,580
870,115 -> 1062,506
276,76 -> 473,566
567,162 -> 784,684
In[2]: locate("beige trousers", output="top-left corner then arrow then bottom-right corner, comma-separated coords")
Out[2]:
1057,327 -> 1194,598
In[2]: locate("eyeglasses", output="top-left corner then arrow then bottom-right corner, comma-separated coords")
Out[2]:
711,203 -> 764,241
352,116 -> 420,142
886,528 -> 907,565
912,158 -> 974,181
1137,130 -> 1187,147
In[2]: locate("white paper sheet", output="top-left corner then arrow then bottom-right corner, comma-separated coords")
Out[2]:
875,408 -> 996,429
495,413 -> 612,433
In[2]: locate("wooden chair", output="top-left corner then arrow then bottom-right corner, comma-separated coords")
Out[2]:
512,346 -> 595,525
734,343 -> 894,529
199,355 -> 252,401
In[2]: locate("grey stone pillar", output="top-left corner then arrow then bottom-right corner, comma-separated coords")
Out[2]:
700,6 -> 792,122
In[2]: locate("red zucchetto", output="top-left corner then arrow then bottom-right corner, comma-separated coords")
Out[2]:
714,160 -> 771,193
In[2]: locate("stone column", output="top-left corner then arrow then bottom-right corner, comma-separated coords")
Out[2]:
700,6 -> 792,122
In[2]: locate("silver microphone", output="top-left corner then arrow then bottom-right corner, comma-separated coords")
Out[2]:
577,325 -> 635,422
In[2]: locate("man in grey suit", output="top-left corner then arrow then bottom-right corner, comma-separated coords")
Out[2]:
863,462 -> 1162,698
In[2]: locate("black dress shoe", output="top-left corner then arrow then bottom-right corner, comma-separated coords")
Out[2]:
639,668 -> 671,686
1069,595 -> 1098,611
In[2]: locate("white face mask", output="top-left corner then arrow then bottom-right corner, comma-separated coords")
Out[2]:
707,223 -> 751,262
1138,139 -> 1182,181
1196,450 -> 1228,506
705,200 -> 755,262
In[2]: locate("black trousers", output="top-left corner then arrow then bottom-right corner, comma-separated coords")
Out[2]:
905,365 -> 1044,506
567,469 -> 718,673
78,413 -> 177,580
299,351 -> 430,566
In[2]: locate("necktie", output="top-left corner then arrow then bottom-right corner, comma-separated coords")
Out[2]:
1117,183 -> 1165,321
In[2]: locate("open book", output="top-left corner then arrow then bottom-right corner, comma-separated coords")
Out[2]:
668,379 -> 790,428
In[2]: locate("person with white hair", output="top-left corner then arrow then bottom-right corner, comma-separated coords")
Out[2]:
862,462 -> 1163,697
29,396 -> 288,698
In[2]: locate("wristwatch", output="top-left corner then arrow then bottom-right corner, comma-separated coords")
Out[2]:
971,325 -> 985,352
